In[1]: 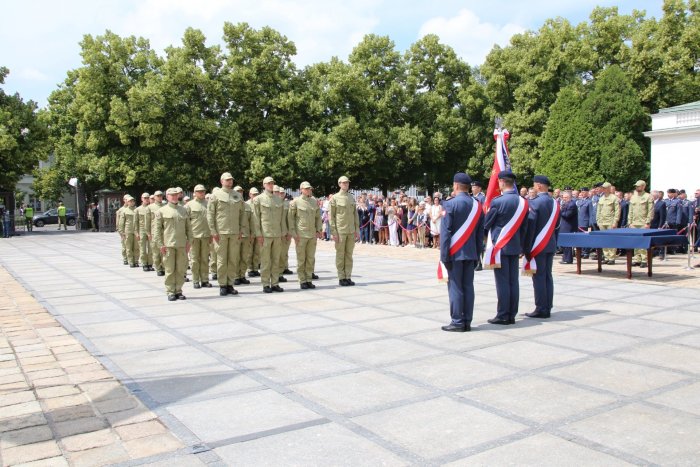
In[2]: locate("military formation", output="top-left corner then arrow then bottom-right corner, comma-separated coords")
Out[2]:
116,174 -> 357,301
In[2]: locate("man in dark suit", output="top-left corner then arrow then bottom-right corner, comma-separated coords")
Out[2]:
440,173 -> 484,332
651,190 -> 666,228
483,171 -> 529,325
559,191 -> 577,264
525,176 -> 561,319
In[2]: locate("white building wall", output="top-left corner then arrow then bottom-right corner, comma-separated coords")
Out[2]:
649,131 -> 700,194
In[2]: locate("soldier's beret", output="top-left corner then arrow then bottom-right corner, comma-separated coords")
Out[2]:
263,176 -> 275,184
533,175 -> 551,185
300,181 -> 313,189
471,180 -> 483,188
338,175 -> 350,184
498,170 -> 516,181
453,172 -> 472,185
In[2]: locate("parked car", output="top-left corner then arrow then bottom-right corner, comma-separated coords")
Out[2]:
33,208 -> 77,227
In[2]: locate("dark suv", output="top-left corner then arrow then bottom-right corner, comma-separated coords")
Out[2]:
33,208 -> 77,227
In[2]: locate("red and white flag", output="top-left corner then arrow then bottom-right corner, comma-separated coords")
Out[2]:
522,198 -> 560,276
484,128 -> 514,212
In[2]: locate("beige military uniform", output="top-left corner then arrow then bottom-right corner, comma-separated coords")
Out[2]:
238,201 -> 256,279
253,190 -> 286,287
246,198 -> 261,274
116,205 -> 127,262
207,188 -> 247,287
135,205 -> 152,267
279,198 -> 291,273
289,194 -> 322,284
330,190 -> 360,280
628,190 -> 654,264
186,198 -> 211,284
154,202 -> 192,295
148,202 -> 164,272
118,205 -> 138,265
596,193 -> 621,262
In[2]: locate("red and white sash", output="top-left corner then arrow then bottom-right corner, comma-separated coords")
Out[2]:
437,200 -> 482,282
522,198 -> 560,276
483,197 -> 529,269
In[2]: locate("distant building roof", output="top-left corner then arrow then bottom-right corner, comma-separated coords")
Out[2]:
657,101 -> 700,114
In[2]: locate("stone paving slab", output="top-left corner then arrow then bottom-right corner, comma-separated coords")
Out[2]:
0,231 -> 699,466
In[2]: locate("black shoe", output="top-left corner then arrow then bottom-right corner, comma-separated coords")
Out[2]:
339,279 -> 349,286
487,317 -> 511,325
346,279 -> 355,286
283,268 -> 293,275
239,277 -> 250,285
632,261 -> 641,267
508,318 -> 516,324
306,282 -> 316,289
201,282 -> 213,288
123,260 -> 129,265
148,265 -> 155,271
193,282 -> 201,289
211,273 -> 218,280
167,294 -> 177,301
248,270 -> 260,277
130,264 -> 137,268
176,293 -> 186,300
157,270 -> 165,276
525,311 -> 550,319
227,286 -> 238,295
278,276 -> 288,282
558,261 -> 573,264
300,282 -> 310,290
441,324 -> 469,332
263,286 -> 272,293
184,276 -> 190,282
311,273 -> 319,280
142,266 -> 149,271
234,278 -> 242,285
607,260 -> 615,265
219,287 -> 229,296
639,262 -> 647,268
271,285 -> 284,292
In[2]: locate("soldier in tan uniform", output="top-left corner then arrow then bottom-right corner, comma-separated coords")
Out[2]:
135,193 -> 153,272
253,176 -> 287,293
288,181 -> 323,289
330,175 -> 360,285
154,188 -> 192,301
274,185 -> 291,283
117,195 -> 139,267
116,195 -> 130,265
596,181 -> 621,265
186,185 -> 213,289
247,187 -> 261,277
628,180 -> 654,267
234,186 -> 253,286
208,173 -> 247,296
149,190 -> 165,276
206,192 -> 218,281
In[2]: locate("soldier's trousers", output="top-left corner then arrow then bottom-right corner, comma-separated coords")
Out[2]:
239,237 -> 252,279
281,237 -> 291,270
630,224 -> 647,263
124,234 -> 137,265
151,238 -> 163,271
139,235 -> 151,266
598,224 -> 617,261
249,237 -> 261,272
209,243 -> 217,274
334,233 -> 355,280
532,253 -> 554,313
448,260 -> 476,326
163,247 -> 187,294
261,237 -> 282,287
121,234 -> 127,261
494,255 -> 519,321
296,237 -> 317,283
191,237 -> 210,283
216,234 -> 240,287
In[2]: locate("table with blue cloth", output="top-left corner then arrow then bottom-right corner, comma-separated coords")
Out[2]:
557,229 -> 688,279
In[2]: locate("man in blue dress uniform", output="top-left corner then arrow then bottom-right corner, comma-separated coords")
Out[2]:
483,170 -> 529,325
558,190 -> 577,264
440,173 -> 484,332
525,175 -> 561,319
576,187 -> 592,258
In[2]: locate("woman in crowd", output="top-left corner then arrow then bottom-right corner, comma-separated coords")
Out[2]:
399,195 -> 409,246
406,198 -> 417,247
416,202 -> 427,248
358,201 -> 371,244
429,195 -> 443,249
375,200 -> 387,245
388,201 -> 400,247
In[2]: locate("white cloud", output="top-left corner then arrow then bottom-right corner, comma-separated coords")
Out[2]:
418,9 -> 525,67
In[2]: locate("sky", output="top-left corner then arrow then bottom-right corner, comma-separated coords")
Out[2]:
1,0 -> 663,108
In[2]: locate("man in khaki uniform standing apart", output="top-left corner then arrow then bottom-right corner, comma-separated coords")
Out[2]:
330,175 -> 360,286
596,181 -> 621,265
628,180 -> 654,267
288,181 -> 322,289
116,195 -> 130,265
149,190 -> 165,276
253,176 -> 286,293
118,195 -> 139,267
155,188 -> 192,301
246,187 -> 261,277
234,185 -> 253,286
208,173 -> 247,296
135,193 -> 153,272
186,185 -> 213,289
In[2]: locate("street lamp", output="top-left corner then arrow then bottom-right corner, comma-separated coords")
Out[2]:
423,172 -> 428,198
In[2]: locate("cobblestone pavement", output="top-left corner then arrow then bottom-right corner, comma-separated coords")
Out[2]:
1,231 -> 699,466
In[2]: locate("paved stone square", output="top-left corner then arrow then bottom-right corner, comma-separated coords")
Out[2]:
1,230 -> 699,465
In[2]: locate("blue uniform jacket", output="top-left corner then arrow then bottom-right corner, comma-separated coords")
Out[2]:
560,200 -> 578,233
473,192 -> 486,204
526,192 -> 561,255
483,189 -> 529,256
651,199 -> 667,228
666,198 -> 682,225
440,192 -> 484,263
590,194 -> 600,224
576,198 -> 591,229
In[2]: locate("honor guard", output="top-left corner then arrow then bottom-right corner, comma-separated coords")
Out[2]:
288,181 -> 323,289
186,185 -> 213,289
330,175 -> 360,286
252,176 -> 287,293
234,185 -> 253,286
135,193 -> 153,271
246,188 -> 261,277
149,190 -> 165,275
154,188 -> 192,301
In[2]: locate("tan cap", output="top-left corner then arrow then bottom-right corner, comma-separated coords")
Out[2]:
141,192 -> 150,198
634,180 -> 646,187
221,172 -> 234,180
149,194 -> 155,199
124,194 -> 134,201
153,190 -> 164,196
194,184 -> 206,192
273,185 -> 281,192
338,175 -> 350,184
123,194 -> 130,200
166,188 -> 178,195
300,181 -> 312,189
263,176 -> 275,184
233,185 -> 243,192
601,182 -> 612,188
249,187 -> 259,195
175,187 -> 183,194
